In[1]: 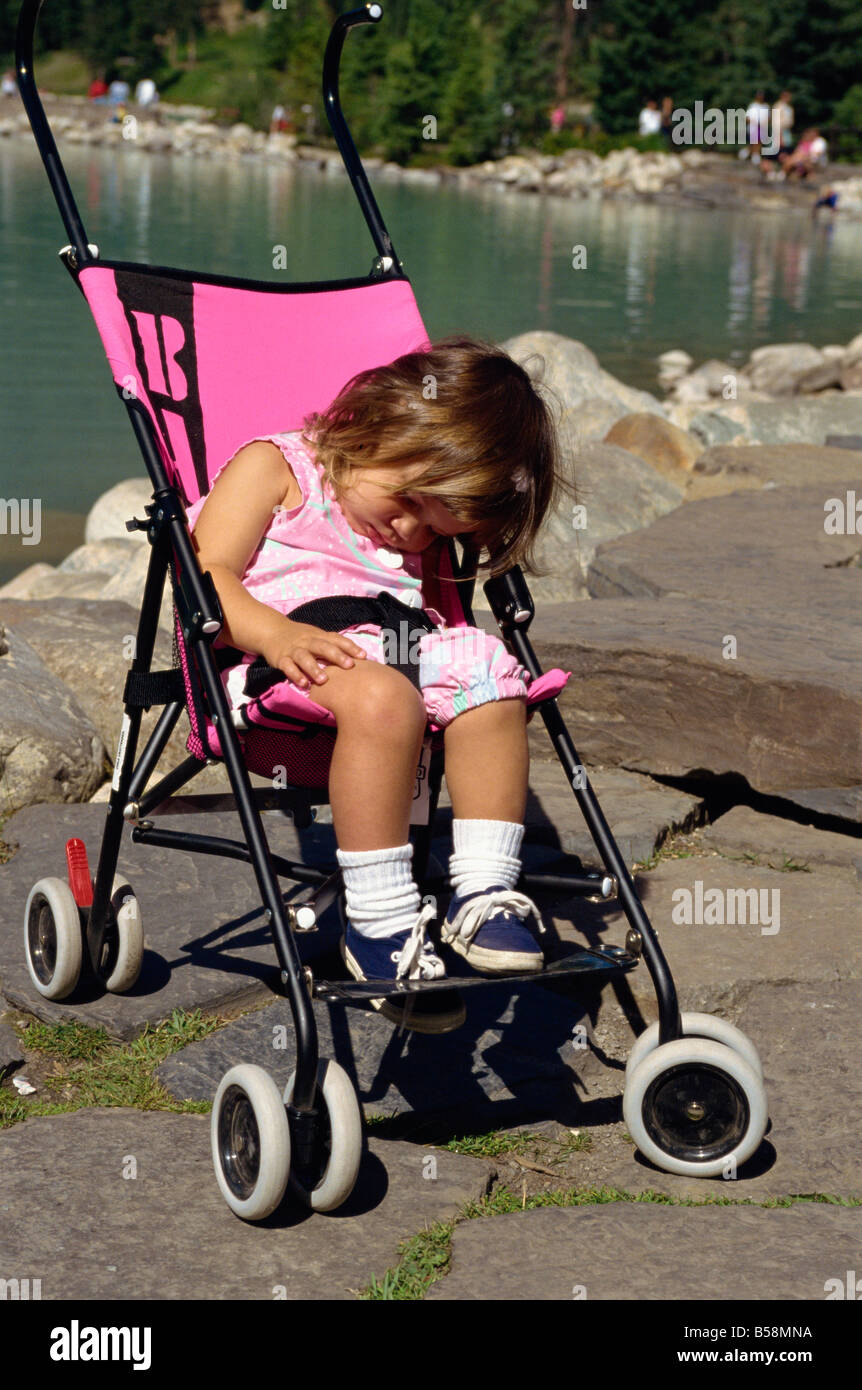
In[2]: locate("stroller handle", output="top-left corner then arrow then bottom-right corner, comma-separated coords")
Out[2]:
323,4 -> 403,273
16,0 -> 403,280
15,0 -> 95,267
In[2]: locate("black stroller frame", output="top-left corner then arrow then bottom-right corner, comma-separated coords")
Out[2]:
17,2 -> 772,1214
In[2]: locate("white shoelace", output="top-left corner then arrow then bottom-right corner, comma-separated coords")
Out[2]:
391,902 -> 445,980
443,889 -> 546,947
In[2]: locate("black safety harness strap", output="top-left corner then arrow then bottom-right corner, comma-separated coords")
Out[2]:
244,591 -> 436,697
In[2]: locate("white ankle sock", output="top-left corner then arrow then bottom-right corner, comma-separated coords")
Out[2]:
336,843 -> 422,939
449,818 -> 524,897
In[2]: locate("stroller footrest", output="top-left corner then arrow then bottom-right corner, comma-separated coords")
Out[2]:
312,945 -> 637,1003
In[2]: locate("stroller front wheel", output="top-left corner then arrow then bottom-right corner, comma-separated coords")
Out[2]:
24,877 -> 83,1000
623,1037 -> 768,1178
625,1012 -> 763,1082
102,875 -> 144,993
283,1059 -> 363,1212
212,1065 -> 291,1220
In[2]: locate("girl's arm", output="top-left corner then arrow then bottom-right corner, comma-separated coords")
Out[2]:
190,440 -> 298,658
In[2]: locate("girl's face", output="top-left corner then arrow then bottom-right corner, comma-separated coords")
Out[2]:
335,462 -> 473,552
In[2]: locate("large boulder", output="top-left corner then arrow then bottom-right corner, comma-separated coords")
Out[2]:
564,484 -> 862,796
745,343 -> 825,394
503,330 -> 667,426
603,412 -> 703,478
0,598 -> 235,798
0,621 -> 106,815
683,396 -> 862,448
474,433 -> 684,607
84,479 -> 152,545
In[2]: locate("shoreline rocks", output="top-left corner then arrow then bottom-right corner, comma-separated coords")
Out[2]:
2,93 -> 860,213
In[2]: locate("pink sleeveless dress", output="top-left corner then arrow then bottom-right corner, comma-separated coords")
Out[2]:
185,431 -> 570,730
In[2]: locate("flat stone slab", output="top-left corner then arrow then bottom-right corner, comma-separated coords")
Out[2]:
0,762 -> 699,1036
157,984 -> 597,1124
0,1109 -> 492,1299
564,485 -> 862,797
778,786 -> 862,826
592,857 -> 861,1019
684,442 -> 862,501
428,1205 -> 862,1300
702,806 -> 862,872
530,595 -> 862,796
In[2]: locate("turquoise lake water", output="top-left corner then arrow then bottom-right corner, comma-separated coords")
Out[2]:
2,137 -> 862,582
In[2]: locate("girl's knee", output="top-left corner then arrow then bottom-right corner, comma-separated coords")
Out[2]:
326,659 -> 426,734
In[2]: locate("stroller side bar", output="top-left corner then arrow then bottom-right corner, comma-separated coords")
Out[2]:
15,0 -> 95,268
484,568 -> 682,1048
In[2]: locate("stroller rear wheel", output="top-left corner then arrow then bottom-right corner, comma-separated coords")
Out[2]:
24,877 -> 83,1000
212,1064 -> 291,1220
283,1059 -> 363,1212
623,1037 -> 768,1178
625,1012 -> 763,1082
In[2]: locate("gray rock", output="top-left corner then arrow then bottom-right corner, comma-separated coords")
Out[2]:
503,330 -> 667,422
58,538 -> 140,576
745,396 -> 862,445
0,1109 -> 493,1299
796,359 -> 844,393
779,786 -> 861,824
0,625 -> 106,815
702,806 -> 862,871
430,1204 -> 862,1300
685,410 -> 747,448
679,358 -> 738,398
84,479 -> 153,546
529,596 -> 860,795
0,1018 -> 24,1076
746,342 -> 825,394
0,596 -> 237,793
592,859 -> 862,1022
157,984 -> 594,1122
688,442 -> 862,495
572,486 -> 861,792
502,437 -> 683,606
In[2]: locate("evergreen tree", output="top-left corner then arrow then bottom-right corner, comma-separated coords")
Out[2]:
595,0 -> 720,133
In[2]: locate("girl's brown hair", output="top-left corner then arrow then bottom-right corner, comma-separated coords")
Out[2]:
300,334 -> 569,577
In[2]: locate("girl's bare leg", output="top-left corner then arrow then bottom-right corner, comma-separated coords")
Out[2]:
311,660 -> 426,850
443,697 -> 528,822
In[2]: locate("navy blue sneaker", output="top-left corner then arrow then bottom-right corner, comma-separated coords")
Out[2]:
340,903 -> 466,1034
441,886 -> 545,974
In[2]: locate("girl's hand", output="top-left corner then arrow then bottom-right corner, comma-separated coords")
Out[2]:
262,621 -> 367,689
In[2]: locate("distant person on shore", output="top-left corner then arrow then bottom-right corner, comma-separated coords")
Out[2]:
1,69 -> 16,98
638,99 -> 662,136
271,103 -> 288,133
134,78 -> 159,108
549,104 -> 565,133
781,128 -> 828,179
773,90 -> 794,151
659,95 -> 674,145
88,75 -> 108,102
107,78 -> 130,105
744,91 -> 771,163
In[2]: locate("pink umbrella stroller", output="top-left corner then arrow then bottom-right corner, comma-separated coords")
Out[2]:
15,0 -> 768,1218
